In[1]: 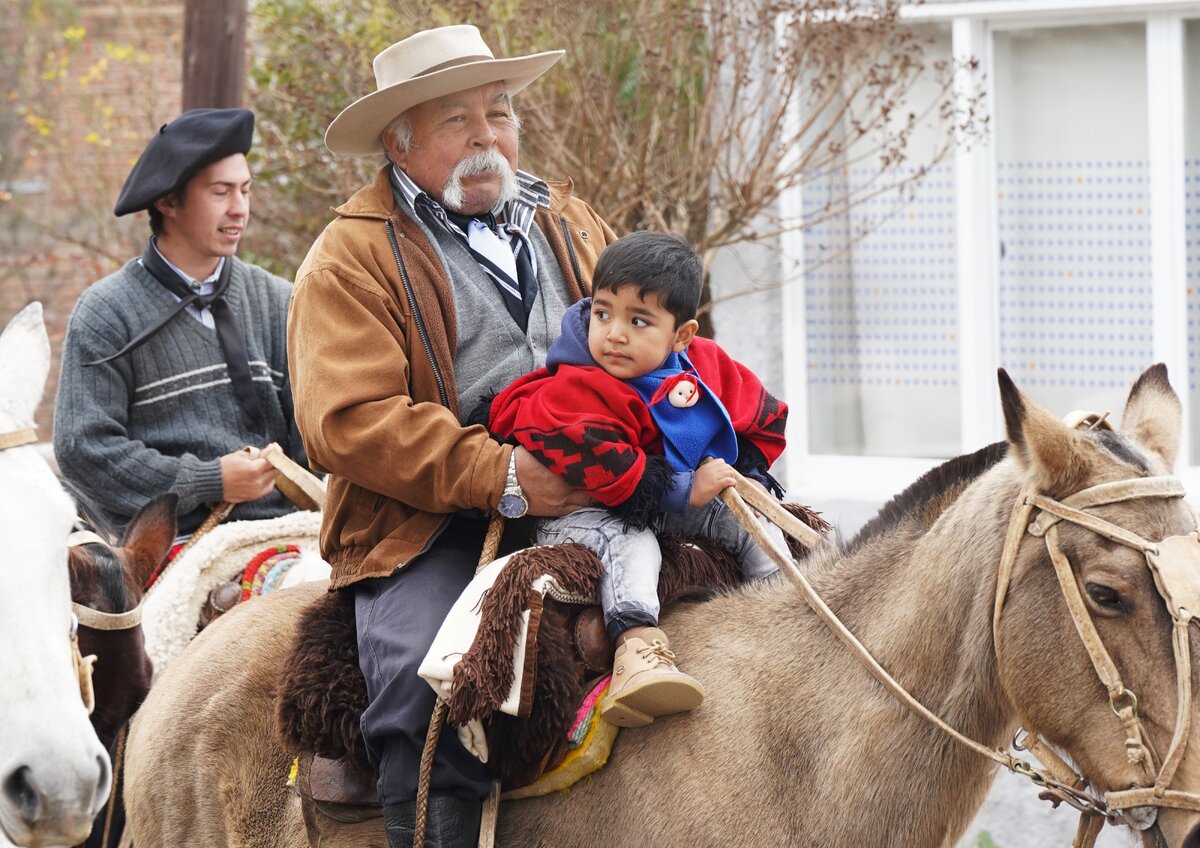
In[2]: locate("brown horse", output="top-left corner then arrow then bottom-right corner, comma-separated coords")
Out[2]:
67,491 -> 177,750
124,365 -> 1200,847
66,491 -> 177,848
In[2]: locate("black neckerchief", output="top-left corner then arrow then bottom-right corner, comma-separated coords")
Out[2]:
86,238 -> 264,432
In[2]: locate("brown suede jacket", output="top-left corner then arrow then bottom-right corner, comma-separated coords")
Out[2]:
289,167 -> 616,588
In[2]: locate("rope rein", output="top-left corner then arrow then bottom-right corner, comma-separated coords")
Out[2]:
413,515 -> 506,848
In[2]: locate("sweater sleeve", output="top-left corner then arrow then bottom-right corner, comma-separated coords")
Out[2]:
52,295 -> 226,521
489,365 -> 659,507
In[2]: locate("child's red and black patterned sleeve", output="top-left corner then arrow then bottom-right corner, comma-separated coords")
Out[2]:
488,365 -> 660,507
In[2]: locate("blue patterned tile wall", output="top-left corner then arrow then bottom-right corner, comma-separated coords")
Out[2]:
803,163 -> 960,456
803,164 -> 959,389
1187,159 -> 1200,395
996,159 -> 1153,410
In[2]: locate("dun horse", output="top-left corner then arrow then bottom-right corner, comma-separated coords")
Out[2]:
0,304 -> 110,848
125,364 -> 1200,847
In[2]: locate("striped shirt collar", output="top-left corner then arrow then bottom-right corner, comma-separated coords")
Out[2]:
389,165 -> 550,236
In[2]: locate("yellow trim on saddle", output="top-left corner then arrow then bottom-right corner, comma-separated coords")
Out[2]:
501,715 -> 620,800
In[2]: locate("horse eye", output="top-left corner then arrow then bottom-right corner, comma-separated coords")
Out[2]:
1086,583 -> 1126,612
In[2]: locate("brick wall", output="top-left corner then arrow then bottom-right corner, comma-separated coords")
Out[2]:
1,0 -> 184,433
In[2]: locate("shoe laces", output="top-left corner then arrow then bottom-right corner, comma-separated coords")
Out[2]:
637,639 -> 677,667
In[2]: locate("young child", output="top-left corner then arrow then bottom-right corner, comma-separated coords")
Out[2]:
488,231 -> 789,727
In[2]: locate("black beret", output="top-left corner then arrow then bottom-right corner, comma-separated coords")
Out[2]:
113,108 -> 254,217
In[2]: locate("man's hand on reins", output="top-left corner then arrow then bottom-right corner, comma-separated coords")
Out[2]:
220,443 -> 279,503
515,446 -> 592,517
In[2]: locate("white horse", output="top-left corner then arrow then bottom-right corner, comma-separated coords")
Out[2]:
0,303 -> 111,847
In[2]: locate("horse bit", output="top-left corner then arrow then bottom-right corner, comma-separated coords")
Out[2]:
0,425 -> 105,716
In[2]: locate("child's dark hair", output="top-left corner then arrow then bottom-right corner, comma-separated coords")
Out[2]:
591,231 -> 702,326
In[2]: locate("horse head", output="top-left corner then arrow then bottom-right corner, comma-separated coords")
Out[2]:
993,364 -> 1200,846
68,492 -> 177,749
0,303 -> 110,847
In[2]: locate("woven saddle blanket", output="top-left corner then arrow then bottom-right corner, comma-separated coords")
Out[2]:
142,510 -> 328,678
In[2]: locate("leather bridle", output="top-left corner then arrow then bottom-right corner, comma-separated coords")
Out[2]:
0,427 -> 99,714
993,465 -> 1200,842
67,529 -> 145,632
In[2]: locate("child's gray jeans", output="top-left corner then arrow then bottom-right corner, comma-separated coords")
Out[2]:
536,499 -> 785,640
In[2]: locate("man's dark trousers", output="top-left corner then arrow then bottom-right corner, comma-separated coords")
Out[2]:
354,512 -> 530,804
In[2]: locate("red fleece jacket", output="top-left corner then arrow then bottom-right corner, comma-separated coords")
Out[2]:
488,336 -> 787,509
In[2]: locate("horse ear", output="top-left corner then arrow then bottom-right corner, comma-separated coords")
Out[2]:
0,303 -> 50,426
120,493 -> 179,589
998,368 -> 1103,495
1120,363 -> 1181,469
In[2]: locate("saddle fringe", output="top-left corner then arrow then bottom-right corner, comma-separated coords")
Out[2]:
275,504 -> 833,781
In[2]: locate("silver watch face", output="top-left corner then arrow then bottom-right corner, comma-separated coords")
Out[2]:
498,492 -> 528,519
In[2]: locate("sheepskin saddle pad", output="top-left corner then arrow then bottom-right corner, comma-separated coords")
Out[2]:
276,505 -> 829,800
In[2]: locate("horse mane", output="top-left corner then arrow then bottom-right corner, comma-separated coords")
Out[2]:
845,441 -> 1010,555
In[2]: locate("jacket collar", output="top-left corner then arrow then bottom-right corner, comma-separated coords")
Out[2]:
333,166 -> 577,222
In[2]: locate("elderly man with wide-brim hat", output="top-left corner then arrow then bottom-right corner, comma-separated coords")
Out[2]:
54,108 -> 308,538
289,24 -> 615,846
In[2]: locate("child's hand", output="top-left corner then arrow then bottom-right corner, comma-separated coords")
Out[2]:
690,458 -> 738,508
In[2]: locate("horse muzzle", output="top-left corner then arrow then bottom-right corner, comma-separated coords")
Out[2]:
0,748 -> 110,848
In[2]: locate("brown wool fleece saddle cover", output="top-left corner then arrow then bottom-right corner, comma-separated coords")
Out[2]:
276,505 -> 829,789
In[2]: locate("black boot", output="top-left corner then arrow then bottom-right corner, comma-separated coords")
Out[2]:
383,795 -> 482,848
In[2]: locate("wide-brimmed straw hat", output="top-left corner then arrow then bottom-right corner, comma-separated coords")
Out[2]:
325,25 -> 563,156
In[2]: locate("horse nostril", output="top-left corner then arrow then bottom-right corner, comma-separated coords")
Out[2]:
92,754 -> 112,815
2,765 -> 40,826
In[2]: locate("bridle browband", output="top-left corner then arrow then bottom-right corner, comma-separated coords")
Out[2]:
1,426 -> 99,714
67,529 -> 145,631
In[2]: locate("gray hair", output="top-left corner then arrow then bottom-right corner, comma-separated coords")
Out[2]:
379,98 -> 522,163
381,112 -> 413,161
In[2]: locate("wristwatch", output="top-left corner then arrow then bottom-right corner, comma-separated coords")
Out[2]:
498,450 -> 529,518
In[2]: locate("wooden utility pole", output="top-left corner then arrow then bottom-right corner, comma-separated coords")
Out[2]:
182,0 -> 248,110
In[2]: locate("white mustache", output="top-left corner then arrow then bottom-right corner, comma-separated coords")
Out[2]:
441,150 -> 518,212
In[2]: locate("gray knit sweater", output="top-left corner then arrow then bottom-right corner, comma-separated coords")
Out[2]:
53,256 -> 308,535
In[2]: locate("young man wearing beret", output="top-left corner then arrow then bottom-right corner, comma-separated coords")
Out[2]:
54,108 -> 308,537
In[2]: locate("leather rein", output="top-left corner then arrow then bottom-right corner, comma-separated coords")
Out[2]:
0,426 -> 100,714
721,415 -> 1200,846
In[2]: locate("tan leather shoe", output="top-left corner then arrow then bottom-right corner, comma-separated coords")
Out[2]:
599,627 -> 705,727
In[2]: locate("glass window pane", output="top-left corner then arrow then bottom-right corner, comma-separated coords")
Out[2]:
804,24 -> 960,458
994,24 -> 1152,417
1186,20 -> 1200,460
